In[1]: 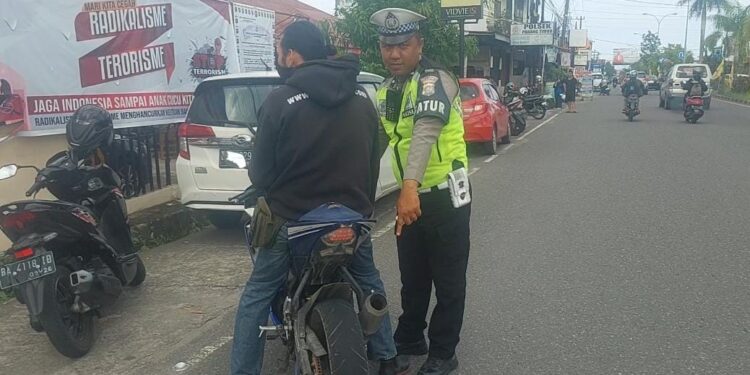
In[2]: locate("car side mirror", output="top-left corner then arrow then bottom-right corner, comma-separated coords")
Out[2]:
0,164 -> 18,180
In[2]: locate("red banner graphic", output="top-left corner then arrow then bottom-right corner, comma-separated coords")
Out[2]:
75,4 -> 175,87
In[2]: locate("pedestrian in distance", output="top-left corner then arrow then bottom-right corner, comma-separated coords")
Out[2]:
564,71 -> 578,113
371,7 -> 472,375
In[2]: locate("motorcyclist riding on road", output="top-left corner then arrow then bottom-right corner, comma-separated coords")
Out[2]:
683,70 -> 708,101
621,70 -> 645,112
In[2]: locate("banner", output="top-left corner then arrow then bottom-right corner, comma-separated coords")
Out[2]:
574,53 -> 589,66
560,52 -> 571,67
0,0 -> 240,136
612,48 -> 640,65
511,22 -> 554,46
233,4 -> 275,72
569,29 -> 588,48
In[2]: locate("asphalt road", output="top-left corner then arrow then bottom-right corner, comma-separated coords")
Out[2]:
2,94 -> 750,375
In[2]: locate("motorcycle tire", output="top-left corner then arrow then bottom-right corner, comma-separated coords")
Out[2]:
531,106 -> 546,120
628,113 -> 634,122
129,256 -> 147,287
307,299 -> 368,375
500,121 -> 511,144
39,265 -> 96,358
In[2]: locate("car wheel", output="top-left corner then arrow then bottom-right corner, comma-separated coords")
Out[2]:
500,121 -> 511,144
207,211 -> 243,230
483,126 -> 498,155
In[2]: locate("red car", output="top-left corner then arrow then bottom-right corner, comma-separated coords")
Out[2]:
459,78 -> 511,155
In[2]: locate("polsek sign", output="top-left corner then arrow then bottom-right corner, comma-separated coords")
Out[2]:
510,22 -> 554,46
0,0 -> 240,136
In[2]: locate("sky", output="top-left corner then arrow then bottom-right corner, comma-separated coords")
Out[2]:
300,0 -> 750,60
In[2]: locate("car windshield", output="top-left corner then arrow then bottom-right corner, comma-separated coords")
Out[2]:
676,66 -> 708,78
460,84 -> 480,101
637,72 -> 646,79
592,74 -> 603,80
187,82 -> 280,127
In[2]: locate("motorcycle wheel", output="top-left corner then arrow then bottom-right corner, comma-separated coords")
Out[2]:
628,113 -> 634,122
531,106 -> 546,120
40,265 -> 95,358
307,299 -> 368,375
128,256 -> 147,287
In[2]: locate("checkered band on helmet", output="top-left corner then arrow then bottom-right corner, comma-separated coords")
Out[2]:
377,22 -> 419,36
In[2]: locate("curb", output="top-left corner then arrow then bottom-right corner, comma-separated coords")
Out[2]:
716,95 -> 750,105
130,201 -> 210,251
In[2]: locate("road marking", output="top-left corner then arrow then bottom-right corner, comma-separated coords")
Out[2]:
483,154 -> 499,163
716,98 -> 750,109
174,336 -> 234,372
372,221 -> 395,239
517,112 -> 560,141
469,167 -> 480,176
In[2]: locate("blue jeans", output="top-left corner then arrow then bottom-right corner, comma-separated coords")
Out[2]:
230,225 -> 397,375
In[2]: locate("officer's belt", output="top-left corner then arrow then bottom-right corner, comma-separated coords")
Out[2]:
418,181 -> 449,194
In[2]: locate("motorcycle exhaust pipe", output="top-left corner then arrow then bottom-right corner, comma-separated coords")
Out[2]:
359,293 -> 388,336
70,270 -> 123,312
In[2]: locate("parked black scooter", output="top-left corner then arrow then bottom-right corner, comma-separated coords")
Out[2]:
0,154 -> 145,358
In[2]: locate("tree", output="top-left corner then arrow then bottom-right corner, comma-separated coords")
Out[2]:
711,2 -> 750,73
678,0 -> 730,62
639,31 -> 662,75
603,61 -> 616,78
333,0 -> 477,77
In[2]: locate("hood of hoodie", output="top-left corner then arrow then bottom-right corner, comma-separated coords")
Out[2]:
285,56 -> 360,108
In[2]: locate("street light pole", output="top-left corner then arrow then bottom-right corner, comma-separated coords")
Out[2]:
642,12 -> 678,38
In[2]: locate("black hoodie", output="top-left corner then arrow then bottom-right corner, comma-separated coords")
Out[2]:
249,57 -> 381,220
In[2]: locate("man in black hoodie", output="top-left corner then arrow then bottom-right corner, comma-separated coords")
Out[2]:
230,21 -> 407,375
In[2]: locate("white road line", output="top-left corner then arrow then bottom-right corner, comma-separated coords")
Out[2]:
372,221 -> 396,239
468,167 -> 480,176
716,98 -> 750,109
517,112 -> 560,141
483,154 -> 499,163
174,336 -> 234,372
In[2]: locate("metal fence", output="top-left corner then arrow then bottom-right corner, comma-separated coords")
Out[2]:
105,124 -> 179,199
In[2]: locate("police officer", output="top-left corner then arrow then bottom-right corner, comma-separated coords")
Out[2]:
371,8 -> 471,375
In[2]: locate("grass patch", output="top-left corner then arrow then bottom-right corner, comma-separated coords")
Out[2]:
717,88 -> 750,102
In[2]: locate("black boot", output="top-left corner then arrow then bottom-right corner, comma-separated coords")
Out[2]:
379,355 -> 410,375
417,355 -> 459,375
396,339 -> 429,356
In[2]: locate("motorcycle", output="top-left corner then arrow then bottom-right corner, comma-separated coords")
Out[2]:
0,152 -> 145,358
599,83 -> 611,96
231,188 -> 389,374
521,90 -> 548,120
683,96 -> 704,123
504,92 -> 528,136
624,94 -> 640,122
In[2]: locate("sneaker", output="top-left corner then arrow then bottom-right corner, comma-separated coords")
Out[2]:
379,356 -> 411,375
396,339 -> 429,356
417,355 -> 459,375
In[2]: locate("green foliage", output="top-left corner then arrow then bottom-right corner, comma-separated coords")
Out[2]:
639,31 -> 662,75
544,63 -> 567,81
333,0 -> 478,76
603,62 -> 616,78
733,75 -> 750,92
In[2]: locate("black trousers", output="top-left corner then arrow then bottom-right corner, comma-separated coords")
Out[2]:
393,189 -> 471,359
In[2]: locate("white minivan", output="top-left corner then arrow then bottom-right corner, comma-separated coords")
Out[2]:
176,71 -> 399,228
659,64 -> 712,110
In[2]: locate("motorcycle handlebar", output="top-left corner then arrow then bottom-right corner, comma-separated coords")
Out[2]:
230,187 -> 258,205
25,179 -> 43,197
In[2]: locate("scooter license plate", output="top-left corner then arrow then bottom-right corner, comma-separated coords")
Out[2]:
0,252 -> 56,290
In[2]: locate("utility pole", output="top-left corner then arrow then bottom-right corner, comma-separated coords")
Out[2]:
575,16 -> 584,30
562,0 -> 570,45
682,3 -> 689,62
541,0 -> 545,22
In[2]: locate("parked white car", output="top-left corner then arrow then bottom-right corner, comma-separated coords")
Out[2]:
659,63 -> 712,110
176,71 -> 399,228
